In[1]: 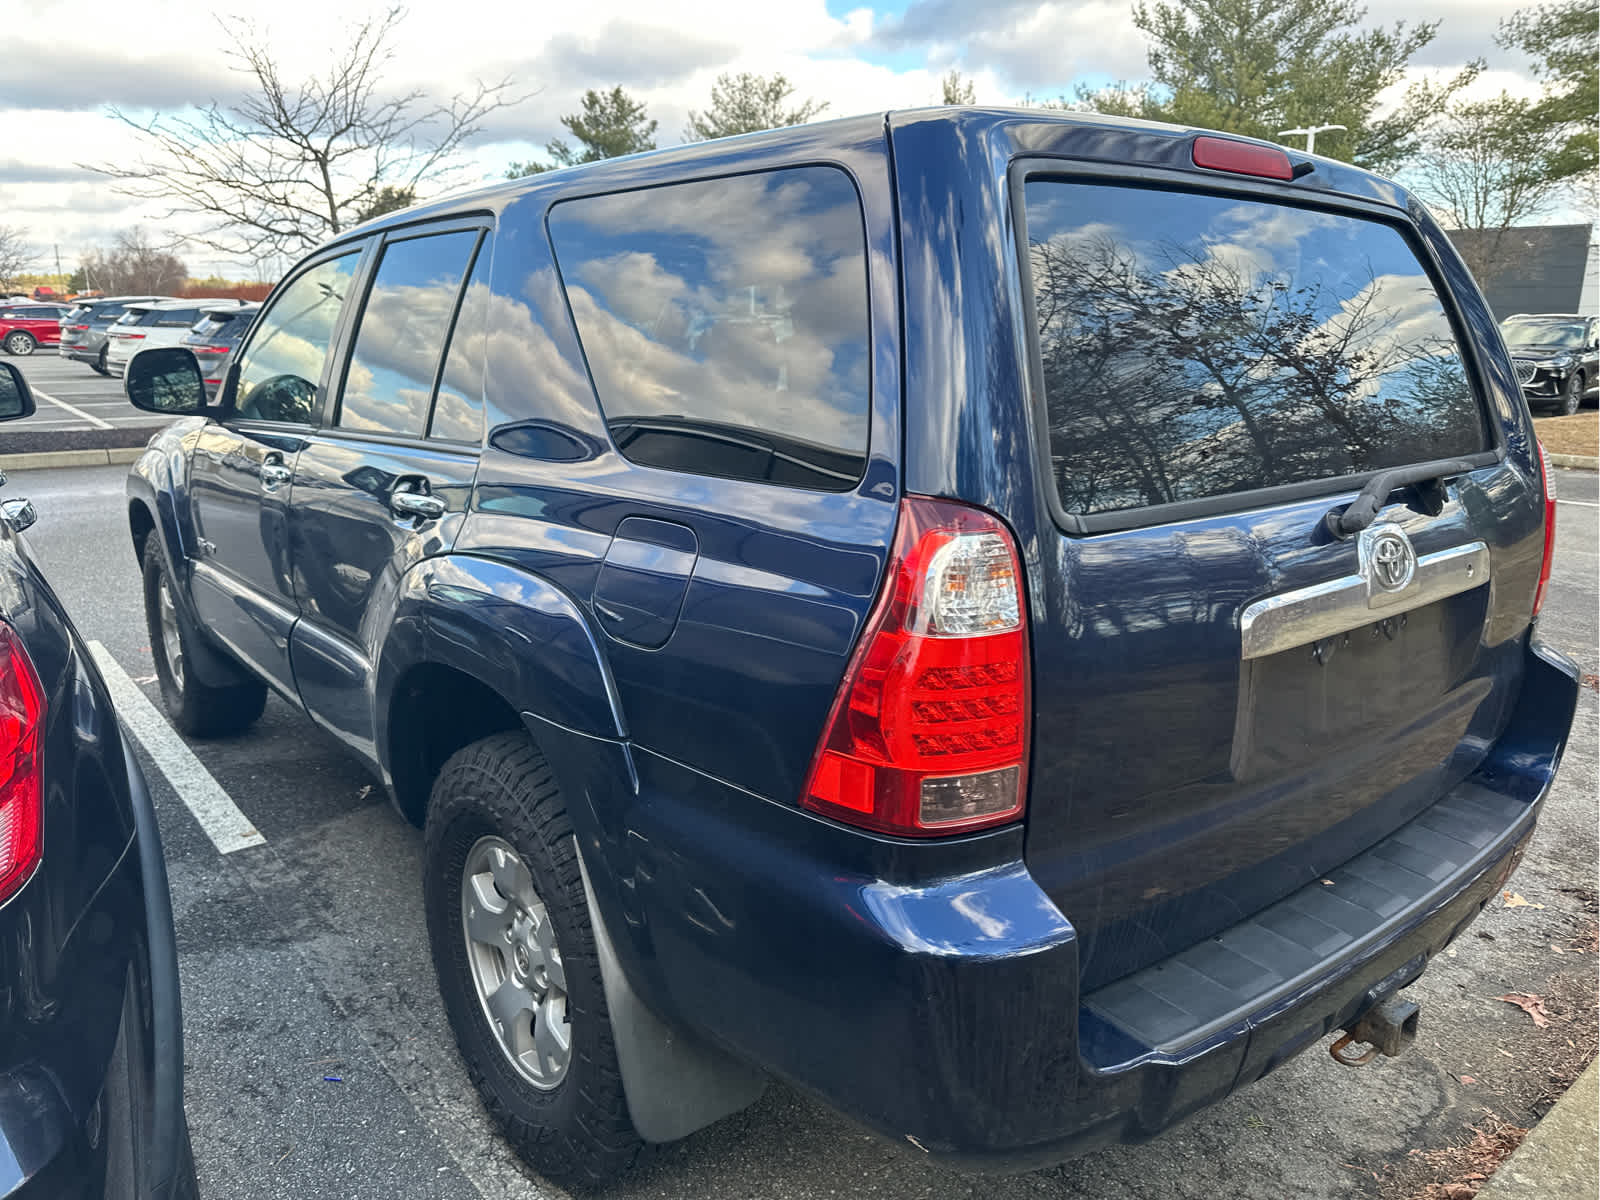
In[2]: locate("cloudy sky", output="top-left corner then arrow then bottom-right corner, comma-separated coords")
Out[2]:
0,0 -> 1557,278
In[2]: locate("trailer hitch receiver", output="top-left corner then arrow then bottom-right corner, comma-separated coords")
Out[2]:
1330,996 -> 1420,1066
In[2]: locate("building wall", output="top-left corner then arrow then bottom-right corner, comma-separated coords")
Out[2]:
1446,223 -> 1595,320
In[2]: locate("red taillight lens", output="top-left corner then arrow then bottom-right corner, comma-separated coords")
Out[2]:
802,497 -> 1030,837
0,624 -> 45,902
71,324 -> 88,331
1192,135 -> 1295,181
1533,440 -> 1556,619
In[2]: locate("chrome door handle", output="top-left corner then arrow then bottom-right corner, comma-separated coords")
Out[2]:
390,490 -> 446,521
260,462 -> 292,487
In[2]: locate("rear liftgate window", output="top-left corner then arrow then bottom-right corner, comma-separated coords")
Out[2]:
547,166 -> 871,491
1022,181 -> 1491,517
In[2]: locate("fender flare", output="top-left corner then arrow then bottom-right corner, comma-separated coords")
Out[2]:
125,433 -> 255,691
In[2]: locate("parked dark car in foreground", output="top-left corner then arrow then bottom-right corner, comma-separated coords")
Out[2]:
1500,313 -> 1598,414
0,304 -> 68,357
181,303 -> 259,400
60,296 -> 171,376
0,362 -> 197,1198
119,109 -> 1579,1189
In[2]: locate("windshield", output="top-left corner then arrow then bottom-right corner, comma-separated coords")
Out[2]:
1502,320 -> 1587,349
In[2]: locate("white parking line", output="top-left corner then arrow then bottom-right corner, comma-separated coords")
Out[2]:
32,387 -> 113,429
88,641 -> 267,854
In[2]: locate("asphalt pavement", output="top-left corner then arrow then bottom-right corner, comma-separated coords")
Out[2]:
3,463 -> 1595,1200
0,348 -> 159,446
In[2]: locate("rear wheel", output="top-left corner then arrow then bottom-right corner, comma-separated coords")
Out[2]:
142,539 -> 266,736
92,345 -> 110,376
423,732 -> 648,1190
3,331 -> 35,356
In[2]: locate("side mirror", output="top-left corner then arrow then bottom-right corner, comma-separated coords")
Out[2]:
125,346 -> 208,416
0,362 -> 36,422
0,498 -> 37,534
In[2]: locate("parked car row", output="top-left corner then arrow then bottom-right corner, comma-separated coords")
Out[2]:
7,297 -> 259,391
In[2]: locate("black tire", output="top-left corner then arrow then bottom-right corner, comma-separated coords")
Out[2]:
1555,371 -> 1581,416
3,331 -> 35,356
423,732 -> 648,1190
141,538 -> 266,737
93,345 -> 110,376
171,1123 -> 201,1200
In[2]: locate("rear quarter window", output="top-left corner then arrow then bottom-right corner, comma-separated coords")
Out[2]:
547,165 -> 871,491
1022,180 -> 1490,518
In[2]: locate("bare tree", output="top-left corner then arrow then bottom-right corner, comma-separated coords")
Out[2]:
0,226 -> 30,293
86,6 -> 523,261
1411,93 -> 1567,287
79,230 -> 189,295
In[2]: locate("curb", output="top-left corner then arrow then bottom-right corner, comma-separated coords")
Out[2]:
0,447 -> 144,471
1549,453 -> 1598,471
1476,1056 -> 1598,1199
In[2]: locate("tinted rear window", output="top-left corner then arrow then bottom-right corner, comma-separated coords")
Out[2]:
1022,180 -> 1490,517
548,166 -> 871,491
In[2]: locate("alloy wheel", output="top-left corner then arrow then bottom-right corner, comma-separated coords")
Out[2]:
460,836 -> 571,1089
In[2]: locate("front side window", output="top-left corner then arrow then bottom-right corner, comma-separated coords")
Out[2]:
234,252 -> 360,424
338,231 -> 478,438
1023,180 -> 1490,517
548,166 -> 871,491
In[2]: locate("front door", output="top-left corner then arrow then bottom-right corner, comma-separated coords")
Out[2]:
287,225 -> 489,760
187,250 -> 364,696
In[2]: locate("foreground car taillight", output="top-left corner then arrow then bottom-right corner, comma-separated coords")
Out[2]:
0,623 -> 44,902
1533,440 -> 1557,619
802,497 -> 1030,837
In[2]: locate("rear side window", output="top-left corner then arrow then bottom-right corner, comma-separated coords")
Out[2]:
339,230 -> 479,438
548,166 -> 871,491
1022,180 -> 1490,517
429,239 -> 489,443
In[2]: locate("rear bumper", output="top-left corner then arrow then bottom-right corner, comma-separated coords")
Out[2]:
616,638 -> 1579,1169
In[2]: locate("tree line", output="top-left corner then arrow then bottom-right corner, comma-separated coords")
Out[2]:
3,0 -> 1586,286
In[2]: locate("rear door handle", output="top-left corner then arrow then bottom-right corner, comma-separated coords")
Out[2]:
390,484 -> 446,522
260,458 -> 292,488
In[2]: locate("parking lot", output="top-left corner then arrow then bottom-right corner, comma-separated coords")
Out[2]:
0,348 -> 156,434
2,461 -> 1595,1200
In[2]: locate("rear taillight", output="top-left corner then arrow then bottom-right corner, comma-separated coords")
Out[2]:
1533,440 -> 1556,619
802,497 -> 1030,837
0,624 -> 44,902
71,324 -> 88,331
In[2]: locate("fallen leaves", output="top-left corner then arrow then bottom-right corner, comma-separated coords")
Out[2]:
1502,891 -> 1545,909
1496,992 -> 1552,1028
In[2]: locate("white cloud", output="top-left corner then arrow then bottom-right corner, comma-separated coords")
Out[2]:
0,0 -> 1554,277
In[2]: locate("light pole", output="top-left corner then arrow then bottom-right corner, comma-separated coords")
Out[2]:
1277,123 -> 1346,154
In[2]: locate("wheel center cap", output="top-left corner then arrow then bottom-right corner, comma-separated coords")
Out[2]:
513,943 -> 531,976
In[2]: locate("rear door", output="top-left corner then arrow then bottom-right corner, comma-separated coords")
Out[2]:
286,223 -> 488,761
187,249 -> 364,695
1012,172 -> 1536,990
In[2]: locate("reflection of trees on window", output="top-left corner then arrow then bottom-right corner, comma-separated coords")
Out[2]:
1029,231 -> 1484,515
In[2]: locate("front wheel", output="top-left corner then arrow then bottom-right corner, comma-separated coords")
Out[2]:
3,331 -> 35,356
1555,372 -> 1581,416
141,539 -> 267,736
423,733 -> 649,1190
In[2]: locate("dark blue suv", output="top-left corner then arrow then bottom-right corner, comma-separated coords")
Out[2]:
118,109 -> 1579,1189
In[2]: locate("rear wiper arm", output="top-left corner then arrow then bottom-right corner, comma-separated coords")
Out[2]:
1322,459 -> 1475,539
